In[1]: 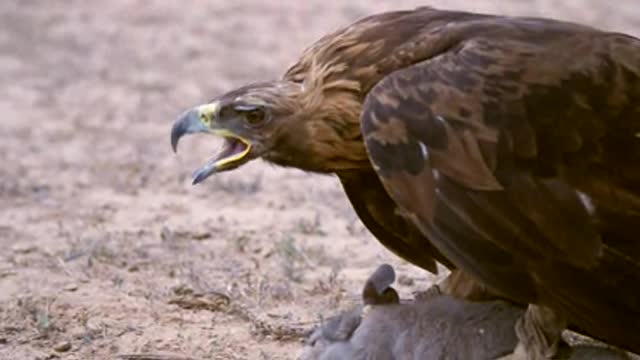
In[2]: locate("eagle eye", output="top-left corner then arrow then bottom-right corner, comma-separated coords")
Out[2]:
235,105 -> 267,126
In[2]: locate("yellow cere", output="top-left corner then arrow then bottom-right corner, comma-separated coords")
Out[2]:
196,103 -> 219,125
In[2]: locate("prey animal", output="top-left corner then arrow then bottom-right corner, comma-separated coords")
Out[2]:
301,264 -> 631,360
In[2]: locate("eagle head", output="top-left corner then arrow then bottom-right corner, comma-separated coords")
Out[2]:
171,79 -> 368,184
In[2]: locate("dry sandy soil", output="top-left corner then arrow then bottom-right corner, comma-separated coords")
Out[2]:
1,1 -> 638,359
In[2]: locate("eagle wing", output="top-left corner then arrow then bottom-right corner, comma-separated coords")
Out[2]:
338,169 -> 455,274
361,24 -> 640,351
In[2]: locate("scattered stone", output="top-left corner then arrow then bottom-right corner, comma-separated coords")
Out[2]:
0,270 -> 16,279
53,341 -> 71,352
33,350 -> 57,360
11,243 -> 37,254
190,231 -> 211,240
63,283 -> 78,292
160,226 -> 173,242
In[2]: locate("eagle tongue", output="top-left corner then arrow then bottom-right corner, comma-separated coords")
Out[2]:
213,138 -> 244,162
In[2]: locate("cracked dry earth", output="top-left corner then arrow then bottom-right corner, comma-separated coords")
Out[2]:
1,1 -> 638,359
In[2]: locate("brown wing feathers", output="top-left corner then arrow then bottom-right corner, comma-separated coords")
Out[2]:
360,12 -> 640,353
338,169 -> 455,273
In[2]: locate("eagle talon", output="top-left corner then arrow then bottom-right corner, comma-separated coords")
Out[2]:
495,305 -> 567,360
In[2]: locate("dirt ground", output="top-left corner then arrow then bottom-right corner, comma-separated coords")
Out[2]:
1,1 -> 638,359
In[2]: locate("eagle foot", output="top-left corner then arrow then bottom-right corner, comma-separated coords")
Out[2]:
495,304 -> 567,360
414,270 -> 502,304
438,269 -> 499,301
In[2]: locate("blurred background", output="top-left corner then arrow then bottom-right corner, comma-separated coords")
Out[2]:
1,1 -> 638,359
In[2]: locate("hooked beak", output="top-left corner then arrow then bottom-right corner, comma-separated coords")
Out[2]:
171,107 -> 208,153
170,104 -> 253,185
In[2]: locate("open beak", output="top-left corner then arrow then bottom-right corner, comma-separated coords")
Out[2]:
171,104 -> 253,185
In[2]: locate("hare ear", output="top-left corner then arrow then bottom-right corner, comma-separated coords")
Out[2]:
362,264 -> 400,305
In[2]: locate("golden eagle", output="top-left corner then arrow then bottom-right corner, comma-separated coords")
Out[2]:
171,7 -> 640,358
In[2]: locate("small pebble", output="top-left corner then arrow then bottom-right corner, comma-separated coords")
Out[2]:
53,341 -> 71,352
11,243 -> 37,254
63,283 -> 78,292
